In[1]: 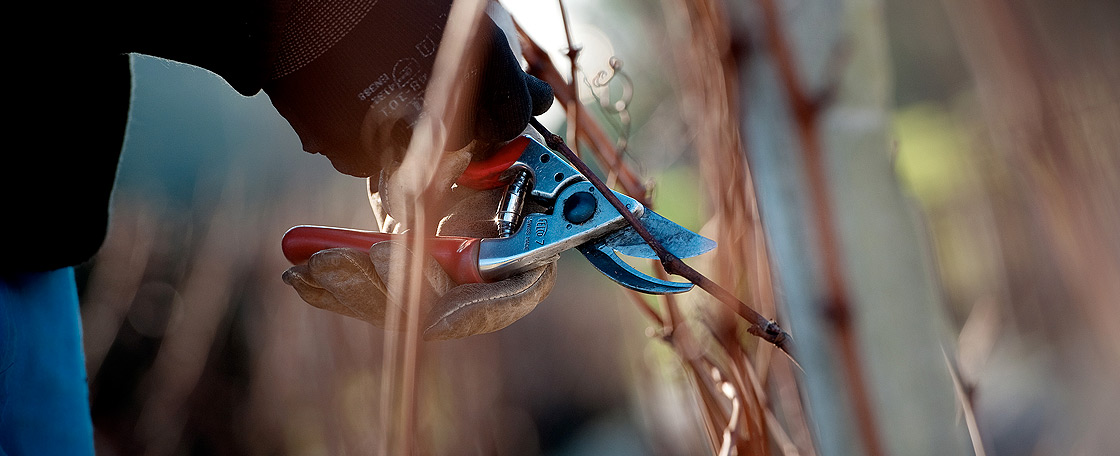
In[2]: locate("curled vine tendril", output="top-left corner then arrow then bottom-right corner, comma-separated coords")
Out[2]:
586,57 -> 633,155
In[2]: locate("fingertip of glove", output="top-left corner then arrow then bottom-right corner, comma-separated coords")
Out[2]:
525,75 -> 555,115
282,265 -> 313,287
281,265 -> 362,319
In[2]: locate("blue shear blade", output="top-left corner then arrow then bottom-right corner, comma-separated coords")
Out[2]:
600,209 -> 717,260
577,242 -> 694,295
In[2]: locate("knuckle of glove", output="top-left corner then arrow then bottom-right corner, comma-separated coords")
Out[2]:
368,241 -> 455,305
307,247 -> 389,324
526,74 -> 555,116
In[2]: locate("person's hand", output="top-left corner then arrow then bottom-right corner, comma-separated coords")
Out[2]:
261,0 -> 553,178
282,144 -> 558,340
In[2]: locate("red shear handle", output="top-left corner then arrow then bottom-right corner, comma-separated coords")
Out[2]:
281,225 -> 485,284
456,135 -> 531,190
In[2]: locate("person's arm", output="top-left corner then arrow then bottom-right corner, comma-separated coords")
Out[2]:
117,0 -> 552,178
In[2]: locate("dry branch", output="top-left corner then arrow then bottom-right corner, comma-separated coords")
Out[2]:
516,24 -> 651,204
530,119 -> 795,355
754,0 -> 884,453
516,6 -> 804,453
384,0 -> 491,453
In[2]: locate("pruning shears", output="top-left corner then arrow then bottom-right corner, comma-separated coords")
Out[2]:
281,135 -> 716,294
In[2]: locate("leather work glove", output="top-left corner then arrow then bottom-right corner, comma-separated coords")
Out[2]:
282,140 -> 558,340
262,0 -> 554,178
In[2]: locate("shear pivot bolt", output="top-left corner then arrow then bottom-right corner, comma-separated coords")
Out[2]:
563,191 -> 597,224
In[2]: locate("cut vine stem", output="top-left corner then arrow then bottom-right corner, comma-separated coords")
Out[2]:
529,118 -> 795,357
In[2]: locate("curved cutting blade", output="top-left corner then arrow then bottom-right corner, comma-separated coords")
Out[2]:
577,241 -> 693,294
598,209 -> 717,259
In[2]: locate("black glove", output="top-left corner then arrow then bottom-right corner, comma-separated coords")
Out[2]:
262,0 -> 553,177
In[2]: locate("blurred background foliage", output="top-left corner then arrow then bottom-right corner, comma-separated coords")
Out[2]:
78,0 -> 1118,454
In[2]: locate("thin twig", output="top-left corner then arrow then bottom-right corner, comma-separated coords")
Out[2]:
625,291 -> 666,329
755,0 -> 883,453
661,0 -> 820,450
390,0 -> 491,453
943,346 -> 988,456
688,360 -> 732,453
530,119 -> 795,356
552,3 -> 687,348
656,266 -> 683,336
518,12 -> 791,452
557,0 -> 582,154
517,20 -> 684,339
516,24 -> 650,203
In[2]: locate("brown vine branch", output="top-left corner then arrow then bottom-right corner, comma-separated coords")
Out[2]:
548,8 -> 688,339
530,118 -> 795,357
755,0 -> 884,453
516,23 -> 651,204
389,0 -> 490,453
556,0 -> 582,154
517,12 -> 795,452
517,18 -> 685,337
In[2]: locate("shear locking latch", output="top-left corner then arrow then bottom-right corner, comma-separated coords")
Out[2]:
496,168 -> 531,238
